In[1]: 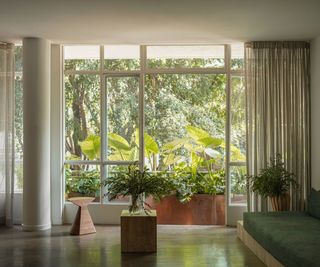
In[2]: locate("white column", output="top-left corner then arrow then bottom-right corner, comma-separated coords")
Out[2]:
50,44 -> 63,225
22,38 -> 51,231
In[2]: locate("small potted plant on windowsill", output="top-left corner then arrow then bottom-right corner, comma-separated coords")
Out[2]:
104,165 -> 173,214
248,154 -> 298,211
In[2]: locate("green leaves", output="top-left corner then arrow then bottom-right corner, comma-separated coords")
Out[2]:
105,165 -> 173,213
248,154 -> 297,197
162,138 -> 188,152
107,132 -> 137,161
186,125 -> 210,140
65,168 -> 100,196
108,133 -> 131,151
78,135 -> 101,160
144,133 -> 159,155
198,136 -> 222,147
136,130 -> 160,157
77,126 -> 227,201
186,125 -> 223,148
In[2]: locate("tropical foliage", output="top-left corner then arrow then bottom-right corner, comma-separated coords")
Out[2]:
65,167 -> 100,197
105,165 -> 173,213
248,154 -> 297,198
63,49 -> 247,200
14,46 -> 24,190
77,125 -> 244,201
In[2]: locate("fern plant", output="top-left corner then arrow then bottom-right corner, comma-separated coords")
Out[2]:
105,165 -> 173,214
248,154 -> 297,198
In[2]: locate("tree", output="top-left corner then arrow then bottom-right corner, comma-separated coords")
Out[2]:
64,59 -> 100,159
64,54 -> 247,197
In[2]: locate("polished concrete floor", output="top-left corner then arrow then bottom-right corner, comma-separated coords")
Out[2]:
0,225 -> 265,267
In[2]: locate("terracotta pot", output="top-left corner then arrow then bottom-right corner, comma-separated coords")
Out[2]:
270,193 -> 290,211
145,194 -> 225,225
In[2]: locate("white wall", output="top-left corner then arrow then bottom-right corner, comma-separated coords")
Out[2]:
311,36 -> 320,190
63,203 -> 129,225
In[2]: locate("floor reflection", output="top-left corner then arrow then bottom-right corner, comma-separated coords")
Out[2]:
0,225 -> 265,267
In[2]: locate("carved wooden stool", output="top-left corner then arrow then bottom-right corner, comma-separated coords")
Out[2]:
68,197 -> 96,235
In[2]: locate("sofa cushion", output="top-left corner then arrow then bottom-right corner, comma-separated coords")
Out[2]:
244,212 -> 320,267
308,188 -> 320,219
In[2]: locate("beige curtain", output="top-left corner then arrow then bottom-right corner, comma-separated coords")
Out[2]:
245,41 -> 310,212
0,43 -> 15,225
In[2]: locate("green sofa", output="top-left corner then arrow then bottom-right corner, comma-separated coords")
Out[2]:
243,212 -> 320,267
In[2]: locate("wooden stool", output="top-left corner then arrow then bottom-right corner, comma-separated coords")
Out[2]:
69,197 -> 96,235
121,210 -> 157,253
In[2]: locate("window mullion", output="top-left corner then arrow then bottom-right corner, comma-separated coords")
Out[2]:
225,44 -> 232,207
139,45 -> 146,171
100,45 -> 107,203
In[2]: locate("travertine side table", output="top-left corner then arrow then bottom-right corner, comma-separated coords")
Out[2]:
68,197 -> 96,235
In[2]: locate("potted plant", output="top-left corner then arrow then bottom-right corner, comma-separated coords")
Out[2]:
65,168 -> 101,202
248,154 -> 297,211
145,167 -> 226,225
105,165 -> 173,214
172,167 -> 225,203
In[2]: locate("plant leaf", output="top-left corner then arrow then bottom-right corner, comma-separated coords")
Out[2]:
145,133 -> 159,155
78,135 -> 101,160
134,129 -> 159,157
162,138 -> 188,152
108,133 -> 131,151
162,154 -> 182,166
186,125 -> 210,141
197,136 -> 223,148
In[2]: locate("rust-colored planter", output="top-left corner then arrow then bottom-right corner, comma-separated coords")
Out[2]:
146,194 -> 225,225
270,193 -> 290,211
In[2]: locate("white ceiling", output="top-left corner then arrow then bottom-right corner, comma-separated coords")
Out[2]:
1,0 -> 320,44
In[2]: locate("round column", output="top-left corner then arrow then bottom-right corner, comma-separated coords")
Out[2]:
22,38 -> 51,231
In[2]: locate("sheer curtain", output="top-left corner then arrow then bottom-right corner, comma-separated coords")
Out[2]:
245,41 -> 310,212
0,43 -> 15,226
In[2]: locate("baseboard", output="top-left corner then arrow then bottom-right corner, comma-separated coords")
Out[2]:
237,221 -> 284,267
22,223 -> 51,231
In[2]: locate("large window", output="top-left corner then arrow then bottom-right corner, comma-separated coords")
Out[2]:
63,45 -> 246,205
14,45 -> 23,191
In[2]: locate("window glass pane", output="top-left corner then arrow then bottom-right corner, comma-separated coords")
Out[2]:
147,45 -> 224,68
104,45 -> 140,71
230,76 -> 246,161
103,165 -> 131,204
231,44 -> 244,70
65,74 -> 100,160
145,74 -> 226,175
64,45 -> 100,71
230,165 -> 247,205
65,164 -> 100,202
106,76 -> 139,161
14,45 -> 23,191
